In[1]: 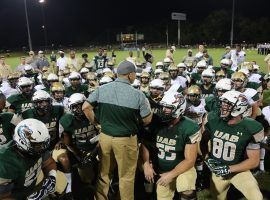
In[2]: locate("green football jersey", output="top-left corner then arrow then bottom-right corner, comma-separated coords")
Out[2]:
0,143 -> 49,199
6,94 -> 33,114
191,73 -> 202,85
246,81 -> 261,90
22,106 -> 64,150
206,111 -> 264,165
65,84 -> 89,98
94,55 -> 107,70
205,96 -> 220,113
199,84 -> 215,99
0,113 -> 21,145
59,113 -> 98,151
151,116 -> 200,172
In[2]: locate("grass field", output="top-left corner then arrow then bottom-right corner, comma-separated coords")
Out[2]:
3,48 -> 269,73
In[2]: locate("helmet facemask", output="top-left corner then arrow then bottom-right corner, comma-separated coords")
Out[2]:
33,99 -> 52,115
70,102 -> 85,118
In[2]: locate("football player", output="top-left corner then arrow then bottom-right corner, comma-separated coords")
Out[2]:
215,70 -> 226,83
200,69 -> 215,99
6,77 -> 34,114
51,82 -> 69,110
22,90 -> 65,152
212,59 -> 234,79
141,92 -> 200,200
0,119 -> 59,199
140,71 -> 151,94
65,71 -> 89,97
191,60 -> 207,85
1,72 -> 20,98
168,65 -> 187,90
205,78 -> 232,113
202,91 -> 264,200
58,93 -> 99,195
93,48 -> 108,76
231,72 -> 259,119
147,79 -> 165,114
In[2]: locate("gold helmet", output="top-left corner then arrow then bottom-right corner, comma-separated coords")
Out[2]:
107,60 -> 115,66
141,71 -> 150,79
42,72 -> 50,80
231,72 -> 248,89
63,68 -> 70,75
241,62 -> 253,71
215,70 -> 226,79
86,72 -> 97,81
185,60 -> 194,68
168,64 -> 178,71
7,72 -> 20,80
187,85 -> 201,96
51,82 -> 65,92
104,71 -> 115,79
159,72 -> 170,80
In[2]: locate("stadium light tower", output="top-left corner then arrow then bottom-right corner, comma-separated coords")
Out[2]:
230,0 -> 235,47
24,0 -> 33,51
39,0 -> 48,49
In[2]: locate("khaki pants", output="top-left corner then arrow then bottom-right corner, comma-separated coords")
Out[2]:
156,167 -> 197,200
210,171 -> 263,200
95,132 -> 138,200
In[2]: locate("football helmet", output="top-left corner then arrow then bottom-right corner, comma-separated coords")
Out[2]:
231,72 -> 248,90
201,68 -> 215,84
47,73 -> 59,82
159,72 -> 170,85
51,82 -> 65,101
7,72 -> 20,88
13,119 -> 50,156
215,70 -> 226,81
168,64 -> 178,79
215,78 -> 232,97
219,91 -> 248,121
68,93 -> 86,117
80,67 -> 90,74
69,71 -> 81,80
154,68 -> 163,78
196,60 -> 207,68
163,57 -> 171,71
177,62 -> 187,69
220,58 -> 232,69
149,79 -> 165,100
99,76 -> 113,85
104,71 -> 115,80
63,68 -> 71,76
32,90 -> 52,114
187,85 -> 201,105
158,92 -> 186,122
156,61 -> 164,69
17,77 -> 34,95
131,79 -> 140,89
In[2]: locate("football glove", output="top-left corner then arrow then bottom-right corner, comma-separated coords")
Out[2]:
213,165 -> 231,177
204,158 -> 221,172
28,176 -> 56,200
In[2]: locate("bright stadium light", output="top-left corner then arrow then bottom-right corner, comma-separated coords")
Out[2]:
39,0 -> 45,3
39,0 -> 48,49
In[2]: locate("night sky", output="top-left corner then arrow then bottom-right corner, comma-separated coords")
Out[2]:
0,0 -> 269,49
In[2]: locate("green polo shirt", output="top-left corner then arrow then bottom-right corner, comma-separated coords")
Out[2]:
87,78 -> 151,137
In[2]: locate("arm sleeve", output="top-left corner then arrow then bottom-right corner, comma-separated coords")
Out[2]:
139,93 -> 151,118
87,88 -> 99,107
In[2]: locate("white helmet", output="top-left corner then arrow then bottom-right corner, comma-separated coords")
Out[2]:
24,64 -> 33,71
68,93 -> 86,116
220,58 -> 231,66
156,61 -> 164,67
253,64 -> 260,70
154,68 -> 163,75
239,68 -> 250,77
18,77 -> 33,87
47,73 -> 59,81
32,90 -> 52,113
219,91 -> 248,120
69,71 -> 81,80
102,68 -> 112,74
196,60 -> 207,68
158,92 -> 187,122
215,78 -> 232,91
202,68 -> 215,77
99,76 -> 113,85
80,67 -> 89,74
131,79 -> 140,89
163,57 -> 171,63
177,62 -> 186,68
13,119 -> 50,156
149,79 -> 165,89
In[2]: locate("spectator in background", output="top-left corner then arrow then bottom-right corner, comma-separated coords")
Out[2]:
57,50 -> 68,71
195,44 -> 204,61
16,56 -> 28,72
202,49 -> 213,66
126,51 -> 137,64
0,55 -> 12,80
182,49 -> 197,66
26,50 -> 37,69
50,51 -> 57,62
67,50 -> 80,71
36,50 -> 50,71
165,46 -> 175,62
230,44 -> 246,71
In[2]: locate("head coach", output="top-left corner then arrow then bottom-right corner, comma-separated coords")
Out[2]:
82,60 -> 152,200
